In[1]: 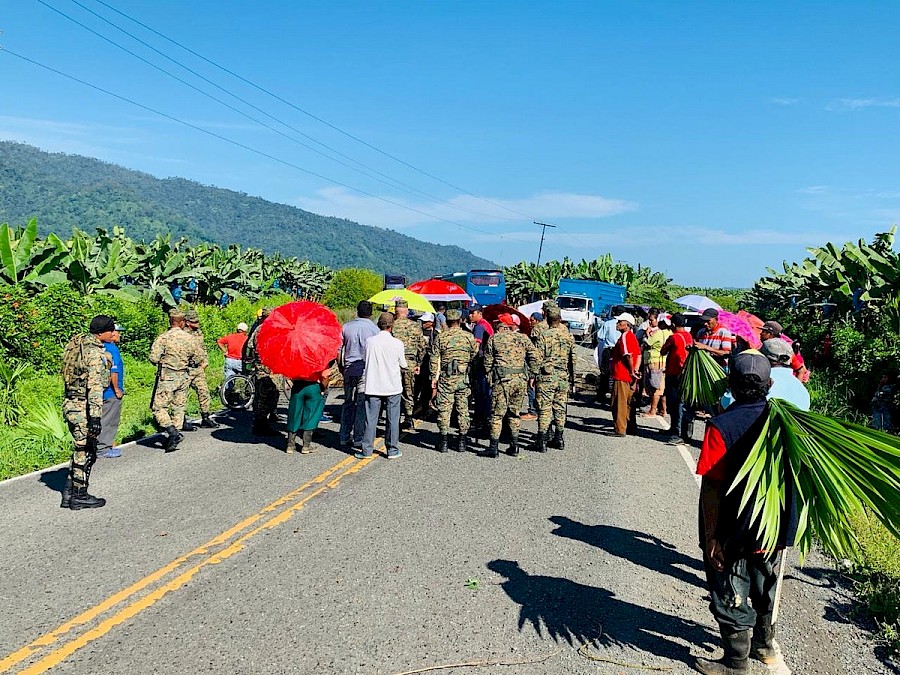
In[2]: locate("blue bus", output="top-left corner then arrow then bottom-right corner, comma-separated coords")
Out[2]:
436,269 -> 506,307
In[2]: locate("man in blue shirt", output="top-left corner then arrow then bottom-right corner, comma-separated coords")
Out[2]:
594,306 -> 625,403
98,324 -> 125,458
339,301 -> 380,450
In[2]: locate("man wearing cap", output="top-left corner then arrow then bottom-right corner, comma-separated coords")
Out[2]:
661,313 -> 695,444
721,339 -> 810,412
694,308 -> 735,368
97,322 -> 126,459
694,350 -> 795,674
184,310 -> 219,430
244,307 -> 284,436
149,309 -> 204,451
414,312 -> 438,417
60,316 -> 115,509
759,320 -> 782,343
430,309 -> 478,452
520,312 -> 544,421
595,305 -> 626,403
217,322 -> 248,381
339,301 -> 380,450
391,299 -> 426,429
610,312 -> 641,436
483,314 -> 540,457
534,306 -> 576,451
469,305 -> 494,434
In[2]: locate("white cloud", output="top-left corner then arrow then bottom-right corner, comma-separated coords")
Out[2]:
769,97 -> 800,106
826,97 -> 900,111
292,187 -> 636,229
797,185 -> 829,195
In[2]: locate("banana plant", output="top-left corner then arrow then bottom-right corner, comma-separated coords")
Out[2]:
0,219 -> 68,288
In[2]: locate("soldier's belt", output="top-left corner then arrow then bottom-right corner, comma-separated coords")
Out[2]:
64,391 -> 87,400
496,366 -> 525,376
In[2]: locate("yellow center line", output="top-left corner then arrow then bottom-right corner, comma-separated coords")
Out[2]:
18,452 -> 378,675
0,453 -> 361,673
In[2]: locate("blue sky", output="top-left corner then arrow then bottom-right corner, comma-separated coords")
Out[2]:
2,1 -> 899,286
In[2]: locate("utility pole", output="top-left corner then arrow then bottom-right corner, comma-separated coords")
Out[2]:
534,221 -> 556,266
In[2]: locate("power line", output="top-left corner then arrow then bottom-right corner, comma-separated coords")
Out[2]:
0,47 -> 551,252
90,0 -> 541,223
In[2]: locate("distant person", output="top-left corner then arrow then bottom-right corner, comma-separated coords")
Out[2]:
469,305 -> 493,433
642,312 -> 671,418
534,306 -> 576,451
595,304 -> 626,403
98,323 -> 125,459
60,315 -> 115,509
758,320 -> 782,343
791,341 -> 810,383
217,322 -> 248,381
520,312 -> 543,421
661,313 -> 694,445
872,373 -> 894,432
339,301 -> 380,451
610,312 -> 641,437
391,299 -> 425,429
415,312 -> 438,417
694,308 -> 735,369
286,361 -> 337,454
184,310 -> 219,430
244,307 -> 283,437
430,309 -> 478,453
358,312 -> 407,460
720,341 -> 811,412
434,303 -> 448,332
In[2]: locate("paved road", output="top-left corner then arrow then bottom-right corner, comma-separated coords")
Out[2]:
1,383 -> 893,674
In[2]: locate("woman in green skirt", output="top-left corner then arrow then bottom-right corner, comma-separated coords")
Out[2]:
286,361 -> 336,454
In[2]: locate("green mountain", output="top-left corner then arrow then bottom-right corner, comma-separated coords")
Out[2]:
0,141 -> 497,280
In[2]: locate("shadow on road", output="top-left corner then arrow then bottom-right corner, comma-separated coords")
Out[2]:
487,559 -> 714,666
549,516 -> 705,590
39,467 -> 68,494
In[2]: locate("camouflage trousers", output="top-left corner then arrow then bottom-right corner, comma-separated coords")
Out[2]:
187,368 -> 211,414
536,375 -> 569,433
63,398 -> 95,488
436,375 -> 471,434
152,369 -> 190,429
489,377 -> 526,439
253,371 -> 283,419
400,366 -> 416,418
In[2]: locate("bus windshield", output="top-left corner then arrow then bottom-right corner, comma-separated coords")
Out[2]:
469,273 -> 502,287
556,296 -> 588,310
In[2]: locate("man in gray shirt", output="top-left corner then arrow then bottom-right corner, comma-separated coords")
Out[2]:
339,301 -> 380,450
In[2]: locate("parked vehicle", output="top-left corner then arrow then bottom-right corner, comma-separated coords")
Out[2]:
383,273 -> 407,290
435,269 -> 506,307
555,278 -> 627,344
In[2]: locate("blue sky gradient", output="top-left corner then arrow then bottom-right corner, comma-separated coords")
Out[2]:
2,1 -> 899,285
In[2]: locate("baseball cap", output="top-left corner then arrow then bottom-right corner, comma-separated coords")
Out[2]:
498,313 -> 515,326
511,314 -> 521,326
89,315 -> 115,334
546,306 -> 562,320
237,322 -> 249,332
614,312 -> 636,325
419,312 -> 435,322
469,304 -> 482,313
761,320 -> 783,335
701,308 -> 719,320
730,349 -> 771,382
760,338 -> 793,366
530,312 -> 543,321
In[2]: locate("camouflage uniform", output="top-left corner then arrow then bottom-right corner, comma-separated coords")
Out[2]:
149,323 -> 202,430
429,319 -> 478,437
61,332 -> 111,501
392,310 -> 425,420
184,321 -> 211,414
535,322 -> 576,446
484,325 -> 540,448
244,317 -> 284,425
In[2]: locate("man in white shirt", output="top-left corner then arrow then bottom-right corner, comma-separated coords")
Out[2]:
358,312 -> 408,459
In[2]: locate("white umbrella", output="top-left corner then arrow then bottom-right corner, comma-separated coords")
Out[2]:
517,300 -> 545,317
674,294 -> 722,313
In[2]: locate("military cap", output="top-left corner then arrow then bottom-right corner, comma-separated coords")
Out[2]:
446,309 -> 462,321
89,315 -> 115,334
394,298 -> 409,308
184,309 -> 200,323
546,306 -> 562,320
169,308 -> 185,320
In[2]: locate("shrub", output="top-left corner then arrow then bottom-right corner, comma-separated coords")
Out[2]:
89,295 -> 167,360
321,268 -> 382,309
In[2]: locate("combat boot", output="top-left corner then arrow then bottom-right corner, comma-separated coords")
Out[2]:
750,614 -> 777,665
60,477 -> 73,509
548,430 -> 562,449
200,413 -> 220,429
556,430 -> 566,450
285,432 -> 297,454
695,628 -> 751,675
507,434 -> 519,457
69,486 -> 106,510
482,438 -> 500,458
437,433 -> 449,453
401,415 -> 413,431
300,429 -> 317,454
181,419 -> 198,432
456,433 -> 468,453
164,426 -> 183,452
536,431 -> 549,453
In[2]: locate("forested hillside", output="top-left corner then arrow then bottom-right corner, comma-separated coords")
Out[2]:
0,141 -> 496,280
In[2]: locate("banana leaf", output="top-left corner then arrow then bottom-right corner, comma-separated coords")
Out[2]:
679,348 -> 728,409
728,398 -> 900,561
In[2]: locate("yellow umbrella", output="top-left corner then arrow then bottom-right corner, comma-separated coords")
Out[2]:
368,289 -> 435,313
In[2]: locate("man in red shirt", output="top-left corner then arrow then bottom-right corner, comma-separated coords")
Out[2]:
660,313 -> 695,444
610,312 -> 641,436
217,322 -> 248,381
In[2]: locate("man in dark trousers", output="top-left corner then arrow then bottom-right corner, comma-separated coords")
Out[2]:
694,350 -> 793,674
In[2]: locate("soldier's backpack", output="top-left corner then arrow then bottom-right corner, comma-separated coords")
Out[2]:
61,334 -> 91,397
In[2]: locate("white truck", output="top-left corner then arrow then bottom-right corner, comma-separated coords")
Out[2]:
555,278 -> 628,344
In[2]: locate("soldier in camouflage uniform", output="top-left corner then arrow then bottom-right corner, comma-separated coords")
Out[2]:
430,309 -> 478,453
244,307 -> 284,436
60,315 -> 115,509
529,300 -> 556,344
483,314 -> 540,457
183,310 -> 219,430
391,299 -> 425,429
534,305 -> 576,452
149,309 -> 204,451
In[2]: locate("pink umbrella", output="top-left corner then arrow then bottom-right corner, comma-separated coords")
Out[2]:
737,309 -> 795,345
718,311 -> 762,349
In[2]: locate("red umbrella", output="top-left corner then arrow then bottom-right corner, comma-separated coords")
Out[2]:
406,279 -> 473,302
257,301 -> 342,380
482,304 -> 532,336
